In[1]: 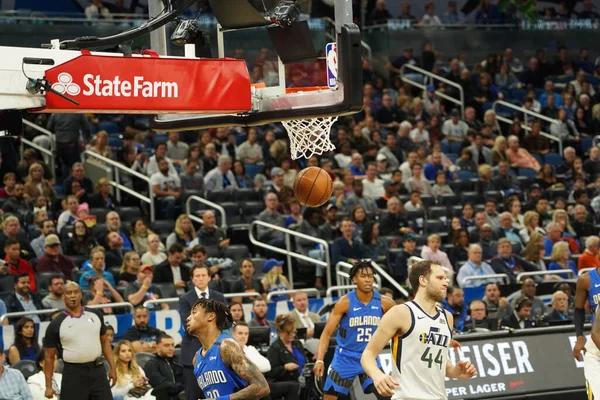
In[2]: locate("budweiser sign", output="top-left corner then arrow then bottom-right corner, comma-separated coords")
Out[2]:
44,54 -> 251,114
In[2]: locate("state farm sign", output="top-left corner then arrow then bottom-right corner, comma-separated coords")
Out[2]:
44,54 -> 251,114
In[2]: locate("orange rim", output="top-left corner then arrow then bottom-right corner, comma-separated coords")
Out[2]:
285,86 -> 330,94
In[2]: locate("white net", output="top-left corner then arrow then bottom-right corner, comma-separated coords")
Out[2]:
282,116 -> 338,160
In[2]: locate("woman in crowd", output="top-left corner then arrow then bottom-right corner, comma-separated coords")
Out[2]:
330,181 -> 350,213
521,232 -> 557,281
88,177 -> 118,209
201,142 -> 218,173
506,135 -> 541,171
449,217 -> 464,238
233,160 -> 253,189
284,199 -> 303,228
491,135 -> 508,166
536,164 -> 563,190
548,241 -> 578,279
24,162 -> 55,201
519,210 -> 546,244
265,315 -> 305,400
9,317 -> 40,365
56,195 -> 79,233
112,340 -> 155,400
553,209 -> 578,239
507,198 -> 524,231
28,351 -> 62,400
261,260 -> 292,302
448,229 -> 470,268
119,251 -> 141,285
88,130 -> 112,160
352,204 -> 368,237
475,164 -> 494,194
574,107 -> 590,136
229,302 -> 246,324
420,234 -> 453,281
64,220 -> 99,256
359,221 -> 388,263
140,234 -> 167,266
460,203 -> 475,228
166,214 -> 198,250
130,219 -> 163,256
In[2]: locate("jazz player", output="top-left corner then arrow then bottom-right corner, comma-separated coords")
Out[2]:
313,260 -> 396,399
573,261 -> 600,361
361,260 -> 476,399
187,297 -> 270,400
585,306 -> 600,400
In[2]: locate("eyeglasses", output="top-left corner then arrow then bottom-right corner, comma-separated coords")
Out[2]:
284,330 -> 297,335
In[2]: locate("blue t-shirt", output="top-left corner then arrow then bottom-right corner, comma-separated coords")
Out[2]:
79,270 -> 116,289
547,260 -> 578,279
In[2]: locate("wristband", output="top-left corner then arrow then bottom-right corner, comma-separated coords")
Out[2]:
574,308 -> 585,337
216,396 -> 230,400
142,285 -> 149,290
315,360 -> 324,365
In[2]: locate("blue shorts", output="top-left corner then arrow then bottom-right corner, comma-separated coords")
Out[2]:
323,347 -> 380,396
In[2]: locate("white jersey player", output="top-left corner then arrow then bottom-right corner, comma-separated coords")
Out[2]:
361,260 -> 476,399
584,306 -> 600,399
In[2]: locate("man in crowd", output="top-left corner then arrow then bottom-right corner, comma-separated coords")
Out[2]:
3,239 -> 36,292
196,211 -> 230,256
496,212 -> 524,252
104,231 -> 126,268
478,223 -> 498,260
331,218 -> 362,265
5,274 -> 45,324
236,128 -> 263,165
79,247 -> 116,289
2,183 -> 29,220
546,290 -> 572,323
102,211 -> 133,250
36,235 -> 76,280
153,244 -> 189,295
257,193 -> 286,248
319,204 -> 341,242
441,286 -> 467,332
491,239 -> 538,284
501,298 -> 535,330
492,161 -> 518,191
144,333 -> 184,400
464,299 -> 496,332
484,199 -> 500,231
125,264 -> 169,311
544,222 -> 564,256
482,282 -> 512,321
0,343 -> 32,398
0,216 -> 34,260
31,219 -> 56,259
64,162 -> 94,196
345,179 -> 379,215
42,275 -> 65,309
390,233 -> 416,284
456,244 -> 498,288
578,235 -> 600,271
514,278 -> 546,320
572,205 -> 595,237
151,158 -> 182,220
248,298 -> 273,328
286,291 -> 321,354
123,306 -> 165,354
146,142 -> 177,177
266,167 -> 285,194
231,259 -> 266,304
203,155 -> 238,191
166,131 -> 189,165
379,196 -> 413,236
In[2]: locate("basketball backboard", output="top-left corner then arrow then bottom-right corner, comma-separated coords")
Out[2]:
150,0 -> 362,131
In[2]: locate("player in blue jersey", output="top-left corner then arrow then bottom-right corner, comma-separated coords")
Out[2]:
573,258 -> 600,361
313,260 -> 396,399
187,297 -> 270,400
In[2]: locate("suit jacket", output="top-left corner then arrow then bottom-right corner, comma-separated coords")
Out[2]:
153,261 -> 191,286
500,312 -> 532,330
4,292 -> 46,324
179,288 -> 226,366
286,308 -> 321,329
105,248 -> 124,268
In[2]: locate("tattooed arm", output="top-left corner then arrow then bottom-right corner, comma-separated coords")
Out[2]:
220,338 -> 270,400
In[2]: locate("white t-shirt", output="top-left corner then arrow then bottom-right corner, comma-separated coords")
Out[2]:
362,178 -> 385,200
150,172 -> 181,192
442,119 -> 469,140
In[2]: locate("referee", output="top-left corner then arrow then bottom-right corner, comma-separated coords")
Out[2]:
43,282 -> 116,399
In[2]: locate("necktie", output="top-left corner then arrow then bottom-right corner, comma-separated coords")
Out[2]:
201,292 -> 207,299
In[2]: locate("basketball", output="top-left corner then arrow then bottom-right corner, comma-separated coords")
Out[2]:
293,167 -> 333,207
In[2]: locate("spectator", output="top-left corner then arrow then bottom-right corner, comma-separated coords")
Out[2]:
390,234 -> 416,284
550,108 -> 580,146
423,152 -> 448,181
141,234 -> 168,266
492,161 -> 518,191
440,286 -> 467,332
464,299 -> 495,332
265,315 -> 304,400
331,217 -> 363,266
546,290 -> 572,322
36,235 -> 76,280
345,179 -> 379,215
0,172 -> 16,198
490,239 -> 539,284
64,220 -> 99,256
165,215 -> 197,251
448,229 -> 469,268
229,302 -> 245,324
265,167 -> 285,195
181,159 -> 204,192
56,195 -> 79,233
8,317 -> 40,365
248,298 -> 273,328
404,190 -> 424,212
544,222 -> 564,256
118,251 -> 141,285
420,2 -> 441,25
501,298 -> 534,329
83,275 -> 124,314
261,259 -> 291,302
46,113 -> 91,179
104,231 -> 125,268
124,264 -> 169,311
236,128 -> 263,165
405,163 -> 432,195
379,196 -> 412,236
520,58 -> 544,88
442,0 -> 463,23
146,142 -> 177,178
514,278 -> 546,319
361,162 -> 385,200
3,239 -> 36,293
103,211 -> 133,250
166,131 -> 188,165
377,133 -> 401,170
79,247 -> 116,289
484,199 -> 500,231
370,0 -> 392,24
28,350 -> 62,400
495,63 -> 519,91
153,244 -> 189,295
578,235 -> 600,271
231,160 -> 252,189
231,322 -> 271,374
203,155 -> 238,191
23,163 -> 55,201
42,275 -> 65,310
110,340 -> 155,400
0,216 -> 34,260
548,241 -> 577,279
5,274 -> 45,324
88,177 -> 119,210
497,212 -> 524,252
2,183 -> 30,221
286,291 -> 321,341
572,204 -> 595,237
130,219 -> 163,257
421,234 -> 453,277
85,0 -> 112,19
231,259 -> 266,304
521,232 -> 549,277
143,334 -> 185,400
359,221 -> 388,263
478,223 -> 498,259
319,204 -> 341,242
151,158 -> 182,220
123,307 -> 164,354
257,193 -> 286,248
482,282 -> 512,321
506,135 -> 541,171
196,210 -> 229,255
0,342 -> 33,398
442,109 -> 469,149
64,163 -> 94,197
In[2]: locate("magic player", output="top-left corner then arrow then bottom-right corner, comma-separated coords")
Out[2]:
584,306 -> 600,399
573,262 -> 600,361
361,260 -> 476,399
187,298 -> 270,400
313,260 -> 396,399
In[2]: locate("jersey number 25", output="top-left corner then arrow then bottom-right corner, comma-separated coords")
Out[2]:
357,327 -> 373,342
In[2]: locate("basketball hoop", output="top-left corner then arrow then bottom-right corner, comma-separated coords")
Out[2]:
280,86 -> 338,160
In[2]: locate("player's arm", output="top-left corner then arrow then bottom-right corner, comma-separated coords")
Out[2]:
444,312 -> 476,380
361,304 -> 411,397
381,295 -> 396,313
573,273 -> 590,361
220,339 -> 270,400
313,296 -> 349,376
592,306 -> 600,350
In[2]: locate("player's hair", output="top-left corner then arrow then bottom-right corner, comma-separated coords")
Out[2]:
349,260 -> 376,279
193,298 -> 233,331
408,260 -> 438,292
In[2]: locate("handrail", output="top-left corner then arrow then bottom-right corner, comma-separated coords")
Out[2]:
326,284 -> 379,297
249,220 -> 331,289
143,292 -> 261,308
266,289 -> 321,301
400,64 -> 464,118
516,269 -> 576,282
22,119 -> 55,180
492,100 -> 563,154
185,195 -> 227,229
461,273 -> 511,286
0,302 -> 134,323
20,137 -> 55,181
369,260 -> 409,298
579,267 -> 597,276
82,150 -> 155,222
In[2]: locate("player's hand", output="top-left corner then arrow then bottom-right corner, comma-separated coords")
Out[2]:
455,360 -> 477,380
45,387 -> 57,398
313,362 -> 324,377
284,363 -> 299,371
573,336 -> 587,361
373,373 -> 399,397
450,339 -> 461,349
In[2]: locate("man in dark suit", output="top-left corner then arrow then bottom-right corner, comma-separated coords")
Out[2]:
501,298 -> 534,330
104,231 -> 125,268
496,212 -> 524,254
153,244 -> 190,296
179,264 -> 226,400
4,273 -> 46,324
546,290 -> 572,323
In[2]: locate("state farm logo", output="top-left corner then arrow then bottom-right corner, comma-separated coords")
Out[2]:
50,72 -> 179,99
51,73 -> 81,96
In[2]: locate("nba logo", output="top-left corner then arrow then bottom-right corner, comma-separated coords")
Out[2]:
326,42 -> 338,90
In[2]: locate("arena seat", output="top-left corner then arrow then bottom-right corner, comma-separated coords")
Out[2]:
12,360 -> 37,380
548,188 -> 567,200
68,255 -> 88,268
461,191 -> 482,205
224,244 -> 250,260
439,193 -> 459,206
232,188 -> 262,202
241,202 -> 265,220
36,272 -> 60,291
206,189 -> 233,203
135,352 -> 155,369
154,283 -> 178,298
484,191 -> 503,203
406,209 -> 425,222
518,168 -> 538,178
545,152 -> 563,167
107,267 -> 121,283
118,206 -> 142,222
71,268 -> 84,283
90,207 -> 108,222
427,206 -> 448,221
456,170 -> 475,181
151,220 -> 175,235
420,194 -> 436,207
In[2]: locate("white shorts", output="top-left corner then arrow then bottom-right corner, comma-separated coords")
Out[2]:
584,352 -> 600,399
